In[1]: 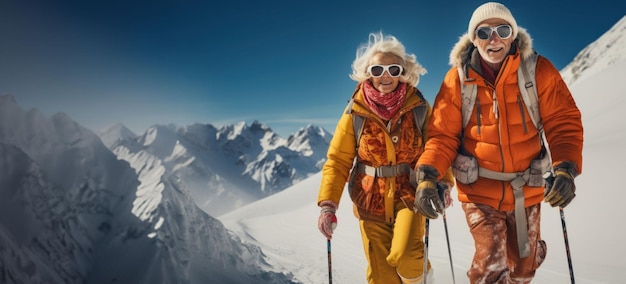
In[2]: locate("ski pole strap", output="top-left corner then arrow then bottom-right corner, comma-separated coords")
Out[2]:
478,167 -> 531,258
355,163 -> 413,177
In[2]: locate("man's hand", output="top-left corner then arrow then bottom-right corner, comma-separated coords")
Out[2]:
545,162 -> 578,208
414,165 -> 444,219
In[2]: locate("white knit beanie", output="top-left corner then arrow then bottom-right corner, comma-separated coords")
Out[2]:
468,2 -> 518,41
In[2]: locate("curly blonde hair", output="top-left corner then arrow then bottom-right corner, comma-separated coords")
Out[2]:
349,32 -> 426,87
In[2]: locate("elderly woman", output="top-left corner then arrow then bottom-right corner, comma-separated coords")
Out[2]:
316,32 -> 454,284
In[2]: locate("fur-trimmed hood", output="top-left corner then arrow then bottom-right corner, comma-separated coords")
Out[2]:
449,27 -> 534,67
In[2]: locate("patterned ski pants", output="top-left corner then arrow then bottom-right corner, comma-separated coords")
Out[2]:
462,203 -> 547,284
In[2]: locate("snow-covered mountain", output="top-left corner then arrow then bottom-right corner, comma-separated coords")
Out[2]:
99,119 -> 332,216
560,15 -> 626,87
0,95 -> 297,283
220,16 -> 626,284
98,122 -> 137,149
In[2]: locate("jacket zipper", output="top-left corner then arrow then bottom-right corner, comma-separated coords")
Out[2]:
518,96 -> 528,134
476,102 -> 481,135
492,89 -> 499,120
495,88 -> 506,210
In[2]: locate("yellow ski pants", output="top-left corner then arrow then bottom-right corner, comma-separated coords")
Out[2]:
359,203 -> 430,283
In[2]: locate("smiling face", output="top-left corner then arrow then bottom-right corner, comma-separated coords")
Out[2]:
473,18 -> 514,71
368,52 -> 402,94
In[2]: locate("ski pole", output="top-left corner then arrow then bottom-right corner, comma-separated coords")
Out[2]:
560,207 -> 575,284
441,208 -> 456,284
438,184 -> 456,284
423,218 -> 429,284
546,174 -> 575,283
327,239 -> 333,284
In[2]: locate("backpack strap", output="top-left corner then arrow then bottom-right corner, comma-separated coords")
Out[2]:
412,90 -> 428,137
458,66 -> 478,129
518,52 -> 554,175
517,52 -> 543,137
347,98 -> 366,152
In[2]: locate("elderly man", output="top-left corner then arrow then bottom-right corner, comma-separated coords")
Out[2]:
413,2 -> 583,283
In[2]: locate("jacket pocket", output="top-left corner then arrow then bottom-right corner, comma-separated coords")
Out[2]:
452,152 -> 479,184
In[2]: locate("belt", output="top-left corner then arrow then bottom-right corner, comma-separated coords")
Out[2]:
356,163 -> 413,177
479,167 -> 532,258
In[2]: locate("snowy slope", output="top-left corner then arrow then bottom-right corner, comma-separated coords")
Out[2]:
220,19 -> 626,284
560,15 -> 626,87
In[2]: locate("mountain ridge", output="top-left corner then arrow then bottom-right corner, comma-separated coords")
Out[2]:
100,118 -> 332,216
0,95 -> 298,283
560,15 -> 626,87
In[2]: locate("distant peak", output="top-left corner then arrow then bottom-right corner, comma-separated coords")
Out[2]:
102,122 -> 126,131
296,124 -> 326,136
100,122 -> 136,136
250,120 -> 270,132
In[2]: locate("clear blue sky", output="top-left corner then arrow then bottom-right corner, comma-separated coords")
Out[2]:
1,1 -> 624,137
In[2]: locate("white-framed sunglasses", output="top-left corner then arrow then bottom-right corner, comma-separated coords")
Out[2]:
475,24 -> 512,40
367,64 -> 404,78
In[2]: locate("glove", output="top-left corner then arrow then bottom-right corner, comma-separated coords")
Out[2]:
414,165 -> 444,219
317,200 -> 338,239
544,162 -> 577,208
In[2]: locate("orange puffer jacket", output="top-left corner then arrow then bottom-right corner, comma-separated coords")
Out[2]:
418,28 -> 583,211
318,83 -> 454,224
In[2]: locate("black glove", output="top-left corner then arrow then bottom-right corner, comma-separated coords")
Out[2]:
414,165 -> 444,219
544,162 -> 578,208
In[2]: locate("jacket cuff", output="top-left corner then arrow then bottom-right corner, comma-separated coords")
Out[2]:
319,200 -> 338,210
416,164 -> 440,183
554,161 -> 579,178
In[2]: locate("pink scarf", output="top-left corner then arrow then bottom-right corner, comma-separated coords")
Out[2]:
362,81 -> 406,120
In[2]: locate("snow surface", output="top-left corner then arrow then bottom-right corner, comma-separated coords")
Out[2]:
220,17 -> 626,284
560,15 -> 626,87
